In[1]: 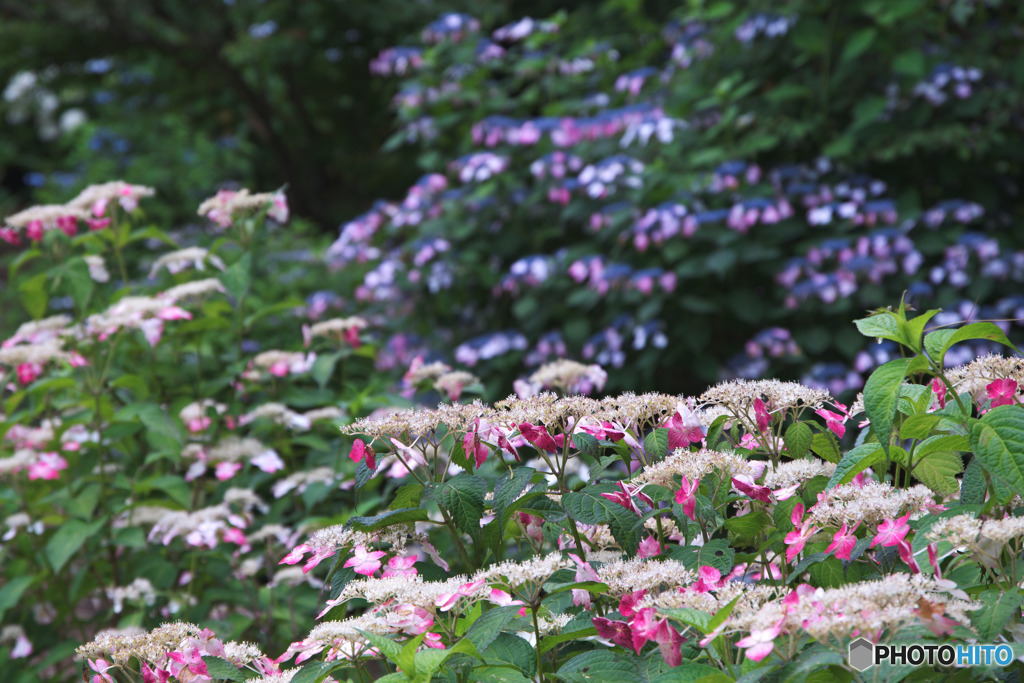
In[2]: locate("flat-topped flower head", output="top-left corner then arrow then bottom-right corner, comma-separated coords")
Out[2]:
699,379 -> 832,413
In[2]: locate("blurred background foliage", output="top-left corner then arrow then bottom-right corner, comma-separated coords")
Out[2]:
2,0 -> 1024,399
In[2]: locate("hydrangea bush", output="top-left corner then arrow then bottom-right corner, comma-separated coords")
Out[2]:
324,3 -> 1024,398
2,186 -> 1024,682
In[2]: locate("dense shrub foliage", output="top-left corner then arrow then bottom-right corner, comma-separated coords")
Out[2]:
1,186 -> 1024,682
325,2 -> 1024,398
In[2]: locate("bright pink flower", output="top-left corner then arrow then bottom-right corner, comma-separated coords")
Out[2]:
222,527 -> 247,545
28,452 -> 67,480
214,461 -> 243,481
344,545 -> 386,576
691,565 -> 724,593
141,662 -> 171,683
897,539 -> 920,573
488,589 -> 527,615
825,522 -> 860,560
157,306 -> 191,321
517,422 -> 559,452
593,617 -> 646,654
601,481 -> 654,515
382,554 -> 418,578
349,439 -> 376,470
732,475 -> 771,503
423,632 -> 445,649
569,553 -> 601,608
931,378 -> 947,409
167,647 -> 209,679
674,475 -> 699,522
88,658 -> 116,683
735,619 -> 784,662
186,416 -> 212,433
665,401 -> 704,449
87,218 -> 111,231
782,583 -> 816,608
815,408 -> 847,438
463,430 -> 489,469
754,398 -> 770,433
279,544 -> 311,566
637,535 -> 661,558
26,220 -> 44,241
870,513 -> 911,548
56,214 -> 78,236
435,592 -> 460,612
618,589 -> 647,619
16,363 -> 42,385
269,361 -> 289,377
302,546 -> 335,574
987,379 -> 1018,407
784,504 -> 819,562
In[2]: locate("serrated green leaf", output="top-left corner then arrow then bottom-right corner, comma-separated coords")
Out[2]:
910,450 -> 963,495
853,312 -> 904,345
810,432 -> 841,464
390,484 -> 425,510
356,629 -> 403,664
971,589 -> 1024,641
346,507 -> 428,532
493,467 -> 537,524
201,656 -> 247,681
670,538 -> 735,575
288,662 -> 338,683
784,422 -> 812,459
482,633 -> 535,675
555,650 -> 640,682
650,663 -> 726,683
972,406 -> 1024,492
864,358 -> 912,456
465,606 -> 520,651
643,428 -> 669,460
724,509 -> 769,539
787,552 -> 830,582
899,413 -> 944,440
431,474 -> 487,539
827,444 -> 884,489
660,607 -> 712,632
538,627 -> 598,655
924,323 -> 1022,368
959,457 -> 986,506
470,666 -> 532,683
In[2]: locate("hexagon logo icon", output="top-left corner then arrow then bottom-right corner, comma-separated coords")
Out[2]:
848,637 -> 874,671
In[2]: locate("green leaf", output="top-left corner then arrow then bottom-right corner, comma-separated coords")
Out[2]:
563,487 -> 644,555
863,358 -> 912,455
902,309 -> 940,354
910,450 -> 962,495
220,253 -> 252,300
399,632 -> 427,678
414,636 -> 480,681
784,422 -> 812,459
310,352 -> 341,389
924,323 -> 1021,368
0,576 -> 34,623
356,629 -> 403,664
538,626 -> 599,655
46,518 -> 106,572
346,508 -> 428,532
431,474 -> 487,539
643,428 -> 669,460
826,444 -> 884,489
810,432 -> 841,464
661,607 -> 712,632
390,484 -> 425,510
555,650 -> 640,682
493,467 -> 538,525
670,538 -> 735,575
287,662 -> 338,683
899,413 -> 944,440
470,667 -> 532,683
650,664 -> 726,683
787,552 -> 830,582
853,311 -> 904,345
465,606 -> 521,651
482,633 -> 535,675
201,656 -> 246,681
64,257 -> 95,313
959,457 -> 986,506
724,509 -> 769,539
970,589 -> 1024,641
972,406 -> 1024,492
18,271 -> 50,318
780,646 -> 844,683
807,557 -> 846,588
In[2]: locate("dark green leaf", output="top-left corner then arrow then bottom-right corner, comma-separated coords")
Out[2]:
201,656 -> 246,681
643,428 -> 669,460
465,606 -> 521,651
784,422 -> 812,459
970,589 -> 1024,641
346,507 -> 428,532
827,443 -> 884,489
431,474 -> 487,539
863,358 -> 911,455
972,406 -> 1024,492
46,518 -> 106,572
